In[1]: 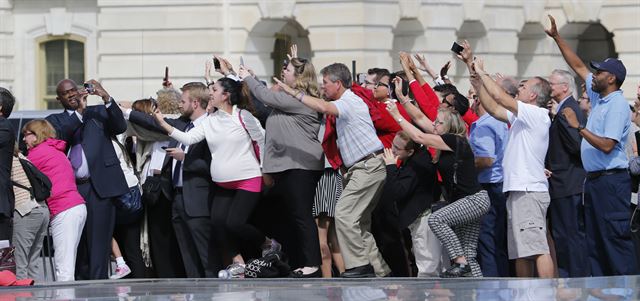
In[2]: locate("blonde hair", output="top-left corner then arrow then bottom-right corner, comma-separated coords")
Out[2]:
22,119 -> 56,147
437,108 -> 467,137
291,58 -> 320,98
156,87 -> 181,114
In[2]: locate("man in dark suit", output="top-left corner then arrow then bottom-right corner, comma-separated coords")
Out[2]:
0,87 -> 16,241
545,69 -> 588,277
125,82 -> 214,277
46,79 -> 129,280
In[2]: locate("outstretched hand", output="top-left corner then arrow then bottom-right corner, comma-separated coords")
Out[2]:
440,61 -> 451,78
544,15 -> 559,38
238,65 -> 252,80
455,40 -> 473,66
393,76 -> 406,100
414,53 -> 428,71
386,100 -> 401,117
471,57 -> 486,75
287,44 -> 298,61
272,77 -> 296,96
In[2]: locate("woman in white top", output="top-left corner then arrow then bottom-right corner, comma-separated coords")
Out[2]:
153,77 -> 268,271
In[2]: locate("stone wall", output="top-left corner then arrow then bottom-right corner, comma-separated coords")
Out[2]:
4,0 -> 640,109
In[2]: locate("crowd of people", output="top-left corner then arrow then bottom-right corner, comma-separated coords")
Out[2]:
0,15 -> 639,281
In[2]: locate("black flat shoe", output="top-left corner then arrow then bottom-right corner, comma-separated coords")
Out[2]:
290,268 -> 322,278
440,263 -> 471,278
340,264 -> 375,278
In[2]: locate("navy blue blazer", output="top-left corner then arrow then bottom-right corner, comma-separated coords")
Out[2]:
0,117 -> 15,218
45,102 -> 129,199
545,96 -> 587,199
128,110 -> 212,218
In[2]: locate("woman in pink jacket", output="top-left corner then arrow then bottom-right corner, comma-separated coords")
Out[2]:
22,119 -> 86,281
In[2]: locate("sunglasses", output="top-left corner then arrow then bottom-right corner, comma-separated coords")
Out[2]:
375,82 -> 389,89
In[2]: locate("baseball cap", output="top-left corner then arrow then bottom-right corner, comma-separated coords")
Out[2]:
0,270 -> 34,286
590,58 -> 626,85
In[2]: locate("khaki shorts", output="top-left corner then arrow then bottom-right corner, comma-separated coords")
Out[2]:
506,191 -> 551,259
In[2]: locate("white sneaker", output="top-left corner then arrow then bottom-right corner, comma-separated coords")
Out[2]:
110,264 -> 131,280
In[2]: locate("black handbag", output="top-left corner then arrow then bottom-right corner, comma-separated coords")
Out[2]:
141,176 -> 162,207
114,186 -> 143,225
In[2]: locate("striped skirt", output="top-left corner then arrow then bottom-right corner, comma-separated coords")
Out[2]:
312,168 -> 343,218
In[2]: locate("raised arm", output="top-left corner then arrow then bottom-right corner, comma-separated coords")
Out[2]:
455,41 -> 510,122
393,76 -> 435,133
386,101 -> 451,151
273,77 -> 339,116
476,62 -> 518,117
545,15 -> 589,81
153,109 -> 205,146
414,53 -> 438,81
240,69 -> 308,113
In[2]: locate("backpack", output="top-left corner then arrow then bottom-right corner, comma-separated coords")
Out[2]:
244,251 -> 290,278
12,157 -> 52,202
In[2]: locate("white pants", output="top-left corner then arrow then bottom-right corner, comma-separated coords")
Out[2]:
407,210 -> 449,277
50,204 -> 87,281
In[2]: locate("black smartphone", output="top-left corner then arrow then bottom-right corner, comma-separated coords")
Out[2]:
213,58 -> 221,70
83,83 -> 94,94
164,66 -> 169,82
161,146 -> 168,151
451,42 -> 464,55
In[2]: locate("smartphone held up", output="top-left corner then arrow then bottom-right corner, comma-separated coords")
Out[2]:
451,42 -> 464,55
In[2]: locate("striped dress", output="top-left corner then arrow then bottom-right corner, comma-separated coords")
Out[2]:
312,120 -> 343,218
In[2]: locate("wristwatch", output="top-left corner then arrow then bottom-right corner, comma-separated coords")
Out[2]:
577,125 -> 585,132
397,118 -> 404,123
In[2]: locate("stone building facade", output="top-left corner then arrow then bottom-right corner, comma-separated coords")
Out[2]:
0,0 -> 638,110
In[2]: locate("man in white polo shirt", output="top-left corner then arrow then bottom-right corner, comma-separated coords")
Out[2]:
274,63 -> 390,278
456,41 -> 555,278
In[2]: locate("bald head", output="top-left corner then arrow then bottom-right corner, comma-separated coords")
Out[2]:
56,79 -> 81,110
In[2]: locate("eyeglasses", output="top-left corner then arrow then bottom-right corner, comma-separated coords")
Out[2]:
375,82 -> 389,89
391,143 -> 406,151
550,82 -> 567,86
23,131 -> 35,137
578,96 -> 589,103
442,99 -> 454,107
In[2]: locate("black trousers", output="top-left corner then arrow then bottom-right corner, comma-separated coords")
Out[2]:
172,191 -> 213,278
0,217 -> 12,241
147,194 -> 185,278
210,187 -> 263,264
113,219 -> 145,278
372,198 -> 409,277
269,169 -> 322,268
75,181 -> 116,280
549,193 -> 588,277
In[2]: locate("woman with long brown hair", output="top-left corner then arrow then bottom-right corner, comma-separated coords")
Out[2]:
237,47 -> 324,278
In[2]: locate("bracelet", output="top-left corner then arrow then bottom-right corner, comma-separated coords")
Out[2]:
397,118 -> 404,123
296,91 -> 306,101
399,98 -> 410,105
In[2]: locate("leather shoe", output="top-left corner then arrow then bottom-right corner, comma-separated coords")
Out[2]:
340,264 -> 375,278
